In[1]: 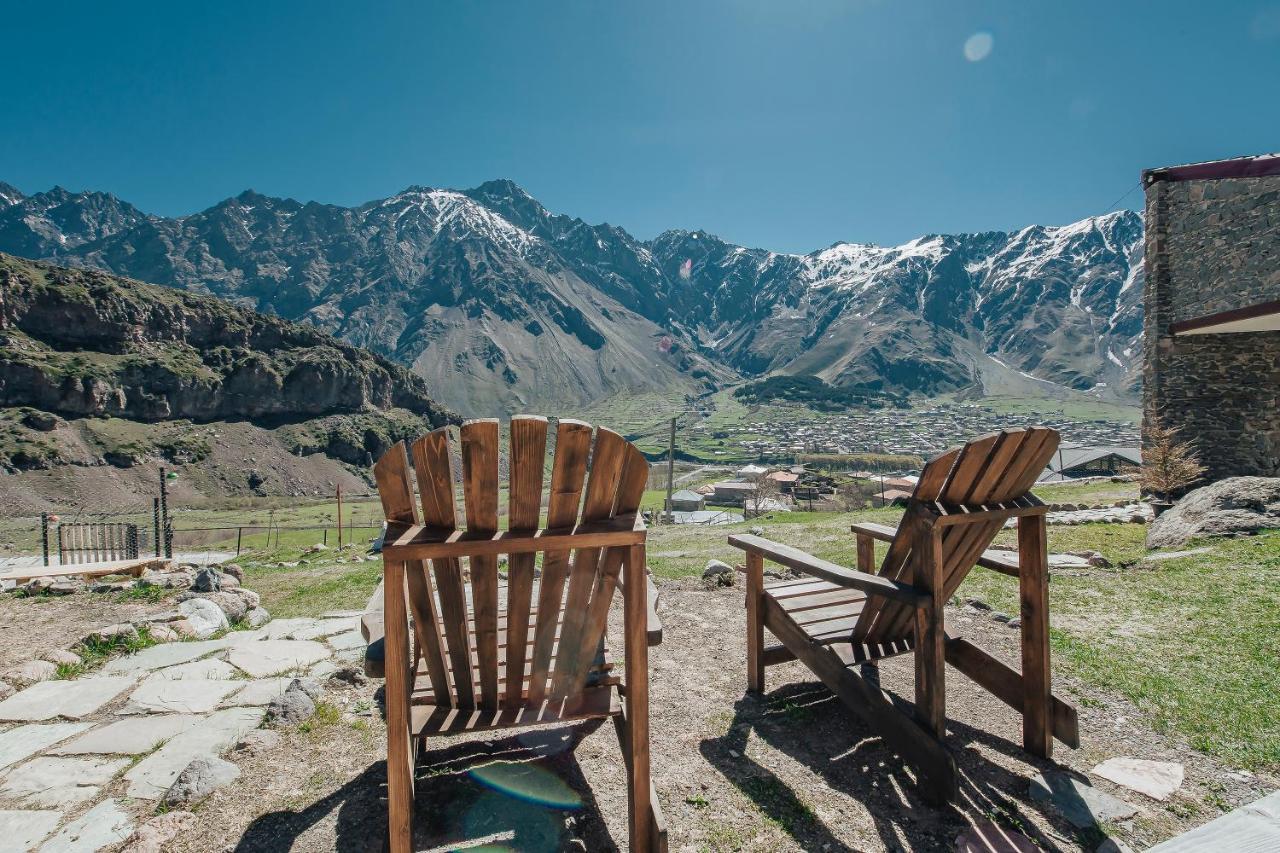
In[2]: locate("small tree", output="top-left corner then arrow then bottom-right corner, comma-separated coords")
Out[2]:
744,473 -> 782,517
1142,423 -> 1207,501
835,478 -> 875,512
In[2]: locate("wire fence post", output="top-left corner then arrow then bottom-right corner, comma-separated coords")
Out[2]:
336,484 -> 344,548
152,498 -> 161,557
236,527 -> 243,555
40,512 -> 50,566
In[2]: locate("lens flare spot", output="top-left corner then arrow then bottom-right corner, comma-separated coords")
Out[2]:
679,258 -> 693,279
964,31 -> 994,62
469,761 -> 583,810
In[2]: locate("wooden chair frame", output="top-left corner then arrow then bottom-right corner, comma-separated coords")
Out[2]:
375,417 -> 667,852
729,428 -> 1080,804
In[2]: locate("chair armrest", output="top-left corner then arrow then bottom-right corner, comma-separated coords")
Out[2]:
728,533 -> 929,608
850,521 -> 898,543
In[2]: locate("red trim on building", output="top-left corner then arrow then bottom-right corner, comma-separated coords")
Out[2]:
1170,298 -> 1280,335
1144,153 -> 1280,185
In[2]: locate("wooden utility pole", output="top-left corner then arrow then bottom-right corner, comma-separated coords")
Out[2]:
665,417 -> 676,523
336,484 -> 344,548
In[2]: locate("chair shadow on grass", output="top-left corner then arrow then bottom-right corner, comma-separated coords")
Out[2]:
700,679 -> 1088,852
234,719 -> 618,853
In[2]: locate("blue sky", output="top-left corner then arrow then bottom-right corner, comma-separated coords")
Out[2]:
3,1 -> 1277,252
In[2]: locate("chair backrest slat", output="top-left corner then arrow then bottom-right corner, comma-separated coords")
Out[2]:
504,415 -> 548,704
558,443 -> 649,699
526,419 -> 594,705
853,427 -> 1059,644
550,428 -> 630,700
374,442 -> 452,703
460,419 -> 501,709
410,429 -> 473,707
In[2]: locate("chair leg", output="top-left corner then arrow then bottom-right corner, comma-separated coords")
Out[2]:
913,523 -> 946,738
384,560 -> 415,853
624,543 -> 653,852
745,551 -> 765,694
1018,514 -> 1053,758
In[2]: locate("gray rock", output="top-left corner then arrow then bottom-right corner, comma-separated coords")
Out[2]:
48,715 -> 196,756
0,677 -> 136,721
219,572 -> 241,589
192,566 -> 222,592
221,563 -> 244,582
47,580 -> 81,595
125,678 -> 243,713
0,755 -> 129,806
234,729 -> 281,756
266,681 -> 316,724
122,811 -> 197,853
37,798 -> 134,851
0,722 -> 92,768
86,623 -> 138,645
244,606 -> 272,627
162,756 -> 240,806
1096,839 -> 1136,853
124,707 -> 264,798
39,649 -> 82,667
189,591 -> 249,623
702,559 -> 734,579
2,659 -> 59,688
1029,770 -> 1138,828
292,677 -> 324,701
750,526 -> 764,535
0,682 -> 12,700
328,666 -> 369,687
23,576 -> 56,594
231,587 -> 261,609
1147,477 -> 1280,548
178,597 -> 230,638
148,624 -> 179,643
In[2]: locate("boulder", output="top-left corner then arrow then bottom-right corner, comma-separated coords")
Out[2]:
192,566 -> 222,592
1146,477 -> 1280,549
266,681 -> 316,725
22,576 -> 56,594
47,579 -> 82,595
702,559 -> 734,581
162,756 -> 240,806
230,588 -> 261,609
221,563 -> 245,582
178,597 -> 230,638
148,624 -> 179,643
244,606 -> 272,628
169,618 -> 199,639
182,591 -> 248,623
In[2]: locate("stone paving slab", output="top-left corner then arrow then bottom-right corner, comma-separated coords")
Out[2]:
100,639 -> 229,674
327,630 -> 365,651
226,640 -> 330,677
0,755 -> 129,807
124,707 -> 264,799
955,819 -> 1039,852
258,618 -> 324,641
0,678 -> 137,722
1029,771 -> 1138,828
224,628 -> 270,646
48,715 -> 197,756
37,798 -> 133,852
0,724 -> 92,770
0,808 -> 61,851
221,678 -> 294,707
123,679 -> 243,714
1093,757 -> 1185,801
288,617 -> 359,641
146,658 -> 239,681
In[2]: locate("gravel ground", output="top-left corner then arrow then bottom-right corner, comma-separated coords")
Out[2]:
162,576 -> 1276,853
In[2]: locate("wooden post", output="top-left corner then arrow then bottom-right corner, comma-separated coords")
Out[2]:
1019,513 -> 1052,758
159,468 -> 171,558
384,559 -> 414,853
336,484 -> 344,548
745,550 -> 765,693
624,543 -> 652,852
913,520 -> 946,739
856,532 -> 875,573
153,498 -> 161,557
40,513 -> 49,567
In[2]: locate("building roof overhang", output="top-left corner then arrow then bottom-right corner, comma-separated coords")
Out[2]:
1144,152 -> 1280,185
1170,299 -> 1280,336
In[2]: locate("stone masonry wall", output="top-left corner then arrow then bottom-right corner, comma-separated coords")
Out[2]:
1143,173 -> 1280,484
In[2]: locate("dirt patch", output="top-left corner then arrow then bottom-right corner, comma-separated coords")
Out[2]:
168,579 -> 1276,852
0,591 -> 174,670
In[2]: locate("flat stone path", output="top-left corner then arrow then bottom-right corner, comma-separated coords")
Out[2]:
0,613 -> 360,850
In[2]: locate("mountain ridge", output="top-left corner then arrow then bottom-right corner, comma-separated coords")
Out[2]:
0,179 -> 1144,414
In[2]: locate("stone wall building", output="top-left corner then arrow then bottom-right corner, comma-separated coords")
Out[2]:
1142,153 -> 1280,485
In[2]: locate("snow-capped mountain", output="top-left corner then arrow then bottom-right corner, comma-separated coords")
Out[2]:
0,179 -> 1143,414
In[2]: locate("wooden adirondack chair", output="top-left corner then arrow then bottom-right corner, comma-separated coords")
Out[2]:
374,416 -> 667,852
729,427 -> 1081,804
